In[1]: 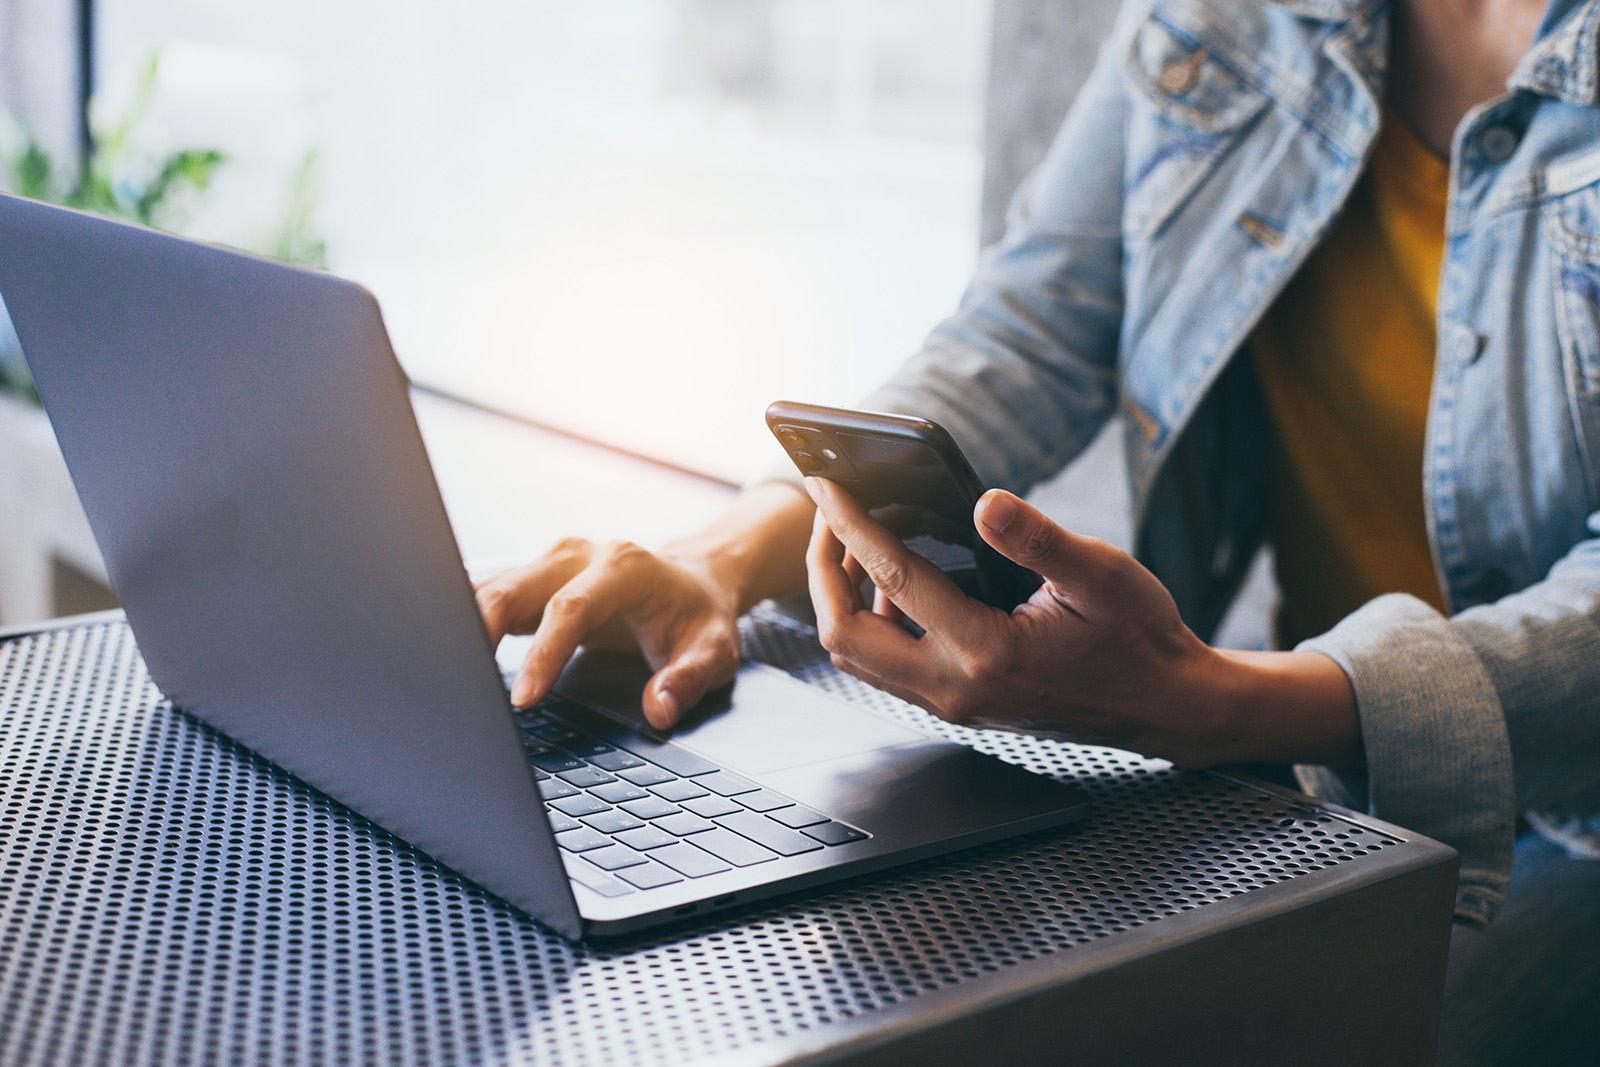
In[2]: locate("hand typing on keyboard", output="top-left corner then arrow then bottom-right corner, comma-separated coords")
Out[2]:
473,482 -> 815,730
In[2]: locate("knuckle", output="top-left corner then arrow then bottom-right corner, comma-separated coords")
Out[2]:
957,643 -> 1010,683
815,617 -> 844,654
546,587 -> 595,620
1019,522 -> 1065,568
601,539 -> 648,564
474,582 -> 508,618
549,536 -> 593,563
865,558 -> 910,602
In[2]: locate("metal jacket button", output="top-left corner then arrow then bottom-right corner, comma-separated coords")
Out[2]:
1478,125 -> 1518,163
1157,51 -> 1204,95
1445,322 -> 1483,364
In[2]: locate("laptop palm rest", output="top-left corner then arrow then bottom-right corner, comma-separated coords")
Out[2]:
554,649 -> 1088,838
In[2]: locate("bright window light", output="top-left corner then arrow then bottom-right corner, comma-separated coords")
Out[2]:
93,0 -> 991,482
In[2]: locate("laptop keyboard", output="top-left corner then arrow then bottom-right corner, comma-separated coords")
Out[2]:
517,694 -> 870,898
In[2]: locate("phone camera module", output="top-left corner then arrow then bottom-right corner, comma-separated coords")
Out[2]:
792,451 -> 825,476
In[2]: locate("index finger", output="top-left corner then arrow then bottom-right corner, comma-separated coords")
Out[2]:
804,477 -> 985,633
474,539 -> 595,645
515,543 -> 659,706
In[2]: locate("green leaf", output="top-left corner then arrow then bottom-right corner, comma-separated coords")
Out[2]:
12,139 -> 53,199
134,148 -> 226,226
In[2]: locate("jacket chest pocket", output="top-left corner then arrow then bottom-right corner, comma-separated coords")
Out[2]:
1545,181 -> 1600,506
1549,184 -> 1600,401
1121,14 -> 1268,240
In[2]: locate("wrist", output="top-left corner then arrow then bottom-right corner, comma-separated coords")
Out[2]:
1199,649 -> 1364,768
659,481 -> 814,616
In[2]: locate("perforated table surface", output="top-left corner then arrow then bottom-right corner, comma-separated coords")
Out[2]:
1,611 -> 1456,1066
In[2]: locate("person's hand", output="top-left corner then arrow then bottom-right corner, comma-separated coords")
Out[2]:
475,539 -> 743,730
474,482 -> 816,731
804,477 -> 1360,767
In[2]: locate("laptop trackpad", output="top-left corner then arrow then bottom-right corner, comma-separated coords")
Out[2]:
555,652 -> 927,775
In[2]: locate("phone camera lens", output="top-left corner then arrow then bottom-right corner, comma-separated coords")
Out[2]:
793,452 -> 824,475
778,427 -> 808,452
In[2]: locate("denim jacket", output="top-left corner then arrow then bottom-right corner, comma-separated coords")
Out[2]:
864,0 -> 1600,923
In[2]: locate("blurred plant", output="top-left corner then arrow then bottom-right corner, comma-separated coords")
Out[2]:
6,54 -> 225,231
257,149 -> 328,270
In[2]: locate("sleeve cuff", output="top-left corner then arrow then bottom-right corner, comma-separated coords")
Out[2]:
1293,593 -> 1516,926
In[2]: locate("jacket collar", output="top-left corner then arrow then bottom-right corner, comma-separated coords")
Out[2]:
1510,0 -> 1600,105
1269,0 -> 1376,22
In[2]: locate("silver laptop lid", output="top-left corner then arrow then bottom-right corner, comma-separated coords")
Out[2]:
0,194 -> 582,938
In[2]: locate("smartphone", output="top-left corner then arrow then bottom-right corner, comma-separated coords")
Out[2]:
766,400 -> 1042,611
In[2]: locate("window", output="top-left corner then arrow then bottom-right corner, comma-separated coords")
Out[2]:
72,0 -> 993,481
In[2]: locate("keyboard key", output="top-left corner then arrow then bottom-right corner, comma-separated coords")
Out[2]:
584,845 -> 649,871
538,779 -> 580,801
529,751 -> 585,774
650,779 -> 709,803
716,811 -> 824,856
562,738 -> 620,758
583,809 -> 646,834
562,854 -> 633,898
551,794 -> 612,818
620,796 -> 680,820
801,821 -> 870,845
618,862 -> 684,889
613,825 -> 677,851
546,810 -> 582,834
588,749 -> 646,772
768,805 -> 828,829
695,771 -> 759,796
553,827 -> 611,853
691,827 -> 779,867
525,722 -> 577,743
651,842 -> 733,878
616,743 -> 720,778
735,789 -> 794,813
618,765 -> 678,787
654,812 -> 715,836
589,781 -> 651,804
681,794 -> 743,819
557,767 -> 616,789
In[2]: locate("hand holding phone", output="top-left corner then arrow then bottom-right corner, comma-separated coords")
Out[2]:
766,401 -> 1042,610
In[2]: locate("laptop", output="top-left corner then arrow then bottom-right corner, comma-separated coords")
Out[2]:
0,194 -> 1090,939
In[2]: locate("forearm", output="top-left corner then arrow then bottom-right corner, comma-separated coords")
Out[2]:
659,480 -> 815,615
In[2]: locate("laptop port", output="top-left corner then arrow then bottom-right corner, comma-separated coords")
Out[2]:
713,894 -> 736,906
674,904 -> 697,916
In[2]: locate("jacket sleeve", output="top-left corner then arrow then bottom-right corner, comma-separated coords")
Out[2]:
1297,518 -> 1600,925
857,5 -> 1144,496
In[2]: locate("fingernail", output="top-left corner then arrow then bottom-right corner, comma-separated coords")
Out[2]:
978,490 -> 1017,532
510,676 -> 532,707
803,476 -> 824,504
657,687 -> 679,721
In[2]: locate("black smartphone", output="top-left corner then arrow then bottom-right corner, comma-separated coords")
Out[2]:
766,400 -> 1042,611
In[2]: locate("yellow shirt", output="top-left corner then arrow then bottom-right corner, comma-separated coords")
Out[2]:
1250,108 -> 1451,647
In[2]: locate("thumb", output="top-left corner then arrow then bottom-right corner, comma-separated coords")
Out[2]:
974,489 -> 1116,590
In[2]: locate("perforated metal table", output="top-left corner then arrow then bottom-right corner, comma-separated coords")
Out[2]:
1,609 -> 1456,1066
